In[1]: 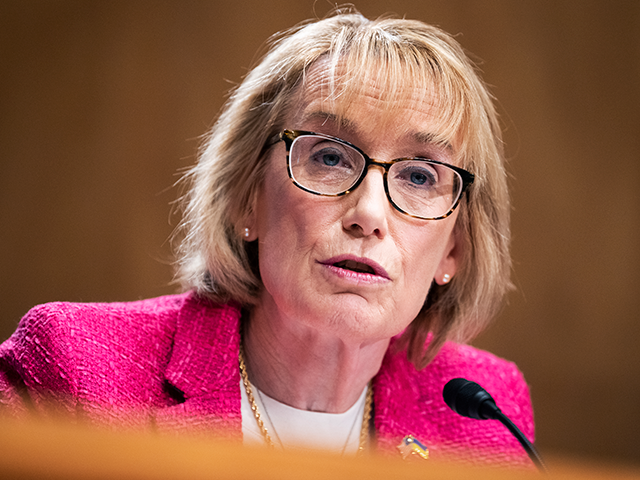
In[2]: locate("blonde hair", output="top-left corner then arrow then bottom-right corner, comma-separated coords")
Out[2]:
175,9 -> 512,369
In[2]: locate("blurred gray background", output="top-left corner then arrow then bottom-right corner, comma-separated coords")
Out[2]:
1,0 -> 638,467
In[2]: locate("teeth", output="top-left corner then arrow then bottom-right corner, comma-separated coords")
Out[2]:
334,260 -> 375,274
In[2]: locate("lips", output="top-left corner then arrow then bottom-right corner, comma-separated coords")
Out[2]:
333,259 -> 375,274
321,255 -> 390,279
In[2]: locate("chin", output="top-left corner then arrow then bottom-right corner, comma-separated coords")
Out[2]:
317,308 -> 399,342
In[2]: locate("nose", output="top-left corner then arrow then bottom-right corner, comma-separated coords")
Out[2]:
342,166 -> 389,239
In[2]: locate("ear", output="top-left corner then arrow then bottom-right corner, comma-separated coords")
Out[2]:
434,227 -> 460,286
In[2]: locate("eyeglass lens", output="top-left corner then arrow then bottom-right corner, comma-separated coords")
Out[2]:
288,135 -> 463,219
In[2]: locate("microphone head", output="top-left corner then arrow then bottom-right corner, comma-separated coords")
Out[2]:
443,378 -> 501,420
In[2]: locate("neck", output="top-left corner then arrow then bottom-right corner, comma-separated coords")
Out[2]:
242,302 -> 389,413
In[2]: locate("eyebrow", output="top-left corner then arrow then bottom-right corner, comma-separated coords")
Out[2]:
301,111 -> 356,131
303,110 -> 452,151
413,131 -> 452,151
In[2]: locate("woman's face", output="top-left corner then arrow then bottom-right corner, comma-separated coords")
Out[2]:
250,63 -> 461,345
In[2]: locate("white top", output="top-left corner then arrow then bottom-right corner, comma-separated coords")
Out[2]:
240,379 -> 368,455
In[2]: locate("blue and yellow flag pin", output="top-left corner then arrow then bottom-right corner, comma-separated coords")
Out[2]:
397,435 -> 429,460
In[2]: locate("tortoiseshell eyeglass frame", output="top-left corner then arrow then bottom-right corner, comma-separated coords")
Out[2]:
266,129 -> 475,220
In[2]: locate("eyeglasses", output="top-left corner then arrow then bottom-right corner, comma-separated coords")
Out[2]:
270,129 -> 474,220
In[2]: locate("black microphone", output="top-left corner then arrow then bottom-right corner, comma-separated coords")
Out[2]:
443,378 -> 547,473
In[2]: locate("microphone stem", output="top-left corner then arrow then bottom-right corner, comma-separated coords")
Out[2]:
495,411 -> 548,473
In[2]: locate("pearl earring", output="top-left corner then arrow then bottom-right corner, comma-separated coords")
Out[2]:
244,228 -> 250,238
442,273 -> 451,284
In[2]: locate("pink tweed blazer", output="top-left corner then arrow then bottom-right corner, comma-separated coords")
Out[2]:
0,292 -> 535,468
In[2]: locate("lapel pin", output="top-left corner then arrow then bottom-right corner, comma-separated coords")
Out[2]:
397,435 -> 429,460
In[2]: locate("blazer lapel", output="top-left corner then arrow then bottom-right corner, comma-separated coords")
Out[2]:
373,340 -> 423,456
154,293 -> 242,438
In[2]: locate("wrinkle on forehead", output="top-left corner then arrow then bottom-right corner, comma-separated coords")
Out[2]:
290,57 -> 463,154
300,110 -> 453,156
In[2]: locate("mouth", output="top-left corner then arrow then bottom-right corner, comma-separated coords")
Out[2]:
333,260 -> 376,275
321,255 -> 390,280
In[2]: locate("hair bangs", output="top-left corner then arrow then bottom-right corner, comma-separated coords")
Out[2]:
306,24 -> 472,161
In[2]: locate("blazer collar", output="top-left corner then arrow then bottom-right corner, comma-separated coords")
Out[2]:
164,292 -> 242,399
154,292 -> 243,437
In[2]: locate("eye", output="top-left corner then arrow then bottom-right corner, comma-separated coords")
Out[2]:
305,138 -> 361,171
394,163 -> 438,189
323,153 -> 340,166
312,148 -> 345,167
289,135 -> 365,194
409,171 -> 429,185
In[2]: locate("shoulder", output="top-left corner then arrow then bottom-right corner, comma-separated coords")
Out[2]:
380,341 -> 530,406
19,293 -> 190,330
425,342 -> 530,406
375,341 -> 534,468
7,294 -> 189,363
0,295 -> 183,391
0,293 -> 239,411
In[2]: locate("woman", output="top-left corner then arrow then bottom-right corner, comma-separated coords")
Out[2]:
0,10 -> 534,468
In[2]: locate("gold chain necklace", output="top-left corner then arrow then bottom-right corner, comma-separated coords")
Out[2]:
239,343 -> 372,455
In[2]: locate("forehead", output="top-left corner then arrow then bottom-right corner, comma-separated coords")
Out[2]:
287,58 -> 460,150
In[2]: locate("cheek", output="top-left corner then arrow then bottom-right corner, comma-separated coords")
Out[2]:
255,172 -> 333,281
396,221 -> 456,292
258,181 -> 312,249
258,165 -> 342,246
255,178 -> 341,320
256,167 -> 296,239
